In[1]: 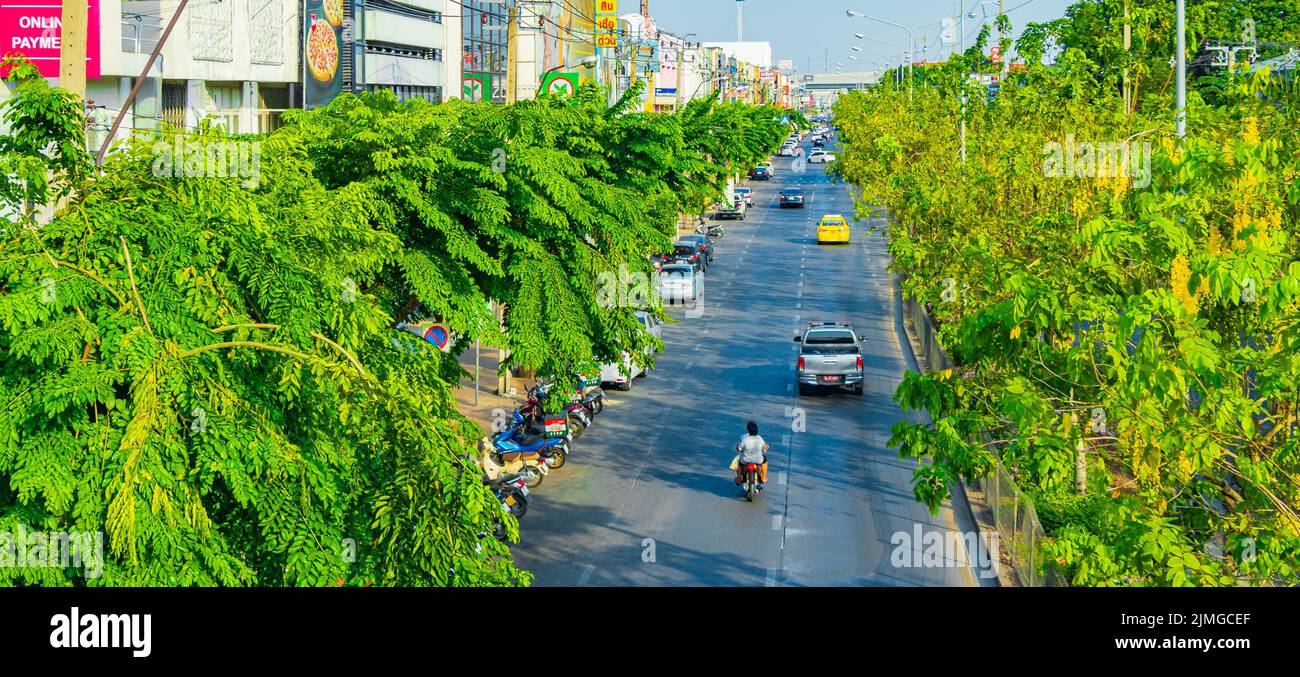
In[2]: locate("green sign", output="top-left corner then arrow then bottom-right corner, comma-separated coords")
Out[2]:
463,73 -> 491,102
541,72 -> 579,97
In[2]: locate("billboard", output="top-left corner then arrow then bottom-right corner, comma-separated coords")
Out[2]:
0,1 -> 99,78
303,0 -> 344,109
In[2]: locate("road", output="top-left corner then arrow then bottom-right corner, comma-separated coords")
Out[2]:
511,141 -> 983,587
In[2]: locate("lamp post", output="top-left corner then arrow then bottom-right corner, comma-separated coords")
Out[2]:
539,54 -> 599,94
854,34 -> 906,88
845,10 -> 912,101
1175,0 -> 1186,139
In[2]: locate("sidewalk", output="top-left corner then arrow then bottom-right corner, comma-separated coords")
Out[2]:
452,343 -> 526,434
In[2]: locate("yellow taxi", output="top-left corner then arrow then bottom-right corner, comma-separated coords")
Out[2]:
817,214 -> 850,244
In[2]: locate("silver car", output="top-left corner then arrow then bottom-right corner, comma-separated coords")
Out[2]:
795,322 -> 864,395
658,264 -> 701,304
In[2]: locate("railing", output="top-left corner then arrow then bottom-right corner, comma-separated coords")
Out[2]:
899,281 -> 1066,586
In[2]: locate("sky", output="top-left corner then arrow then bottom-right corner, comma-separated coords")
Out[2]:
620,0 -> 1079,73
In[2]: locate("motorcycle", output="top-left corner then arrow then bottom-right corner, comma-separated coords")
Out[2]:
523,381 -> 594,438
494,412 -> 572,469
484,473 -> 529,541
476,437 -> 548,488
740,462 -> 762,502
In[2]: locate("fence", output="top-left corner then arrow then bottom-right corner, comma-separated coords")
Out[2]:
981,460 -> 1068,587
900,288 -> 1066,586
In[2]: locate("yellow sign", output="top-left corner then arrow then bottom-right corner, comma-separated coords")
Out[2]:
596,15 -> 618,31
595,0 -> 617,13
596,33 -> 617,48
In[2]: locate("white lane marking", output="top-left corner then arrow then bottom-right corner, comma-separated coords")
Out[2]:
796,302 -> 802,309
778,471 -> 788,486
786,383 -> 793,392
771,515 -> 783,530
578,564 -> 595,586
765,568 -> 777,587
781,433 -> 790,447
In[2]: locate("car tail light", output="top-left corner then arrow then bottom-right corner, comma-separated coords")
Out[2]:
857,355 -> 863,370
797,356 -> 805,371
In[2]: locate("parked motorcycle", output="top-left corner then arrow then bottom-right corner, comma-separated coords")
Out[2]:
493,413 -> 571,469
476,437 -> 548,488
484,473 -> 529,541
521,381 -> 593,438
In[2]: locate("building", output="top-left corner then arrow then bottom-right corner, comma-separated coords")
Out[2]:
461,0 -> 510,102
357,0 -> 461,104
699,41 -> 772,70
1,0 -> 463,156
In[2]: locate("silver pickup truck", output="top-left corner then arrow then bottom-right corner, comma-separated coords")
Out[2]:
795,322 -> 864,395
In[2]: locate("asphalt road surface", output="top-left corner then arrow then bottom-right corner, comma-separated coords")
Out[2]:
511,140 -> 982,587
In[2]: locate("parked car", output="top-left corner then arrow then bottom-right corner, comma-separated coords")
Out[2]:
749,166 -> 770,180
808,150 -> 836,164
714,197 -> 747,220
779,187 -> 806,208
658,264 -> 702,304
599,311 -> 663,391
676,234 -> 715,263
668,243 -> 707,272
733,186 -> 754,207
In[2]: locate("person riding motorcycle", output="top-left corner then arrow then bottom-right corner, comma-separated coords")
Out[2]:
735,421 -> 769,489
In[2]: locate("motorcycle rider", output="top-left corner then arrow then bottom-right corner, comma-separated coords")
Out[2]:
735,421 -> 769,489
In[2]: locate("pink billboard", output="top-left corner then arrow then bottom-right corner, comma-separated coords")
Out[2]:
0,1 -> 100,79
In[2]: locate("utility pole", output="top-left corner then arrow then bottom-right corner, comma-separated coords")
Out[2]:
737,0 -> 743,43
505,4 -> 518,104
58,0 -> 88,99
1123,3 -> 1132,116
1175,0 -> 1186,139
674,41 -> 684,112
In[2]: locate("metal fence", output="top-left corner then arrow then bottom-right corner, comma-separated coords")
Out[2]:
901,289 -> 1066,586
981,460 -> 1068,587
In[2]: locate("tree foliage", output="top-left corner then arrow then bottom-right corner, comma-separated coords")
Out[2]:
836,2 -> 1300,585
0,64 -> 787,586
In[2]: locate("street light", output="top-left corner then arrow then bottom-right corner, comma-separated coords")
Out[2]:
855,33 -> 906,88
845,9 -> 913,101
541,54 -> 598,84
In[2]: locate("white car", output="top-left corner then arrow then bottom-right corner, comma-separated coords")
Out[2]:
808,150 -> 836,164
599,311 -> 663,391
658,264 -> 701,304
734,186 -> 754,207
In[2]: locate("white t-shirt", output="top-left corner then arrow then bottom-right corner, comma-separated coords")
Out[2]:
736,434 -> 767,464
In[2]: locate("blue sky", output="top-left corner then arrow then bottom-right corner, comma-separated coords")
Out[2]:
621,0 -> 1078,72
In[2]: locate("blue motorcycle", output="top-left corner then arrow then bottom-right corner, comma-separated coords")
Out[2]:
494,413 -> 571,469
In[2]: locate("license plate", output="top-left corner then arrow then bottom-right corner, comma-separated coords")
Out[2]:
820,375 -> 842,383
519,486 -> 529,497
505,495 -> 517,506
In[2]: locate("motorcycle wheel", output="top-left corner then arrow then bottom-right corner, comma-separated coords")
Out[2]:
745,477 -> 756,502
505,491 -> 528,519
568,414 -> 586,439
590,397 -> 604,416
524,466 -> 545,488
547,447 -> 567,470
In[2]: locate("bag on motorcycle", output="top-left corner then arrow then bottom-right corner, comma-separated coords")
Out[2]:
542,412 -> 569,439
728,454 -> 740,471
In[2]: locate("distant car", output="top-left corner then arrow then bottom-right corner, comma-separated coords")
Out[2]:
650,253 -> 667,271
676,234 -> 714,263
658,264 -> 702,304
779,187 -> 805,208
600,311 -> 663,391
749,165 -> 772,180
714,197 -> 747,220
817,214 -> 850,244
808,150 -> 836,164
778,145 -> 796,157
733,186 -> 754,207
812,138 -> 826,148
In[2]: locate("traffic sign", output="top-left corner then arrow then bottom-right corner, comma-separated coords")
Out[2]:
542,72 -> 579,97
